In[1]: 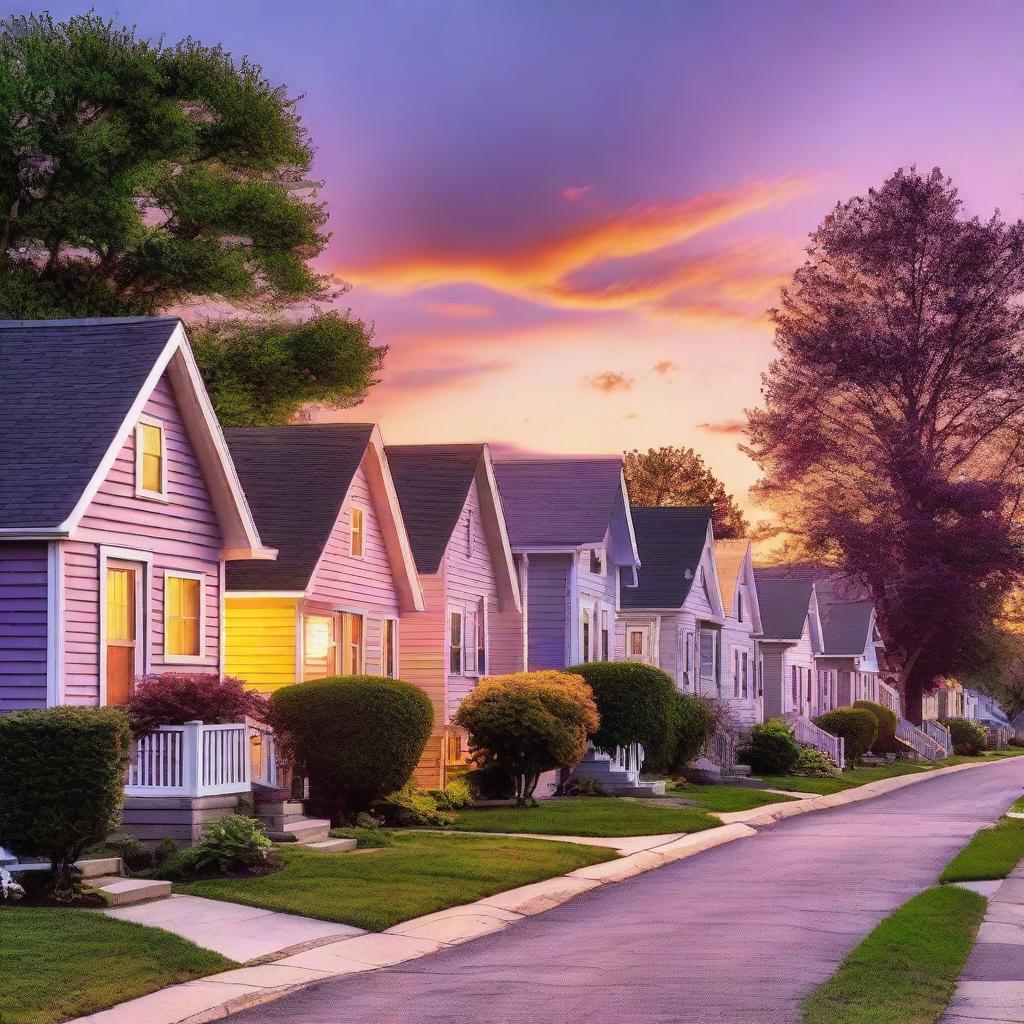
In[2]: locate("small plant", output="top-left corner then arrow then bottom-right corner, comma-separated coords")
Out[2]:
374,783 -> 455,827
791,745 -> 839,778
814,707 -> 878,762
0,868 -> 25,902
128,673 -> 268,737
153,837 -> 179,866
556,777 -> 608,797
738,720 -> 801,775
195,815 -> 274,873
942,717 -> 989,756
355,811 -> 381,829
429,777 -> 473,811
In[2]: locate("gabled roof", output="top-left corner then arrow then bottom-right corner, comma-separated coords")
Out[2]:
622,507 -> 712,609
0,317 -> 270,558
225,424 -> 423,609
493,458 -> 639,565
753,572 -> 815,641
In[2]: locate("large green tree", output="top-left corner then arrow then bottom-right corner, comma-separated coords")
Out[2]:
0,13 -> 384,424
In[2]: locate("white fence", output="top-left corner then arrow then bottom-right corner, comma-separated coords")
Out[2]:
125,721 -> 262,798
897,718 -> 946,761
700,725 -> 739,773
788,714 -> 845,770
878,681 -> 902,718
248,719 -> 279,789
922,719 -> 951,755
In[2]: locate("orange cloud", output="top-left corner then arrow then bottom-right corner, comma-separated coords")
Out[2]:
653,359 -> 678,375
563,184 -> 591,202
586,371 -> 633,394
422,300 -> 493,319
697,418 -> 747,435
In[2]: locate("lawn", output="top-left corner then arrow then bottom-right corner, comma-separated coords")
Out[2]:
802,886 -> 986,1024
447,797 -> 721,837
0,907 -> 232,1024
1011,793 -> 1024,813
941,816 -> 1024,883
661,781 -> 800,812
178,832 -> 615,931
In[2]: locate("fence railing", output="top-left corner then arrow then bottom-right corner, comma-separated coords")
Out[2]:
700,725 -> 739,773
125,721 -> 254,798
248,719 -> 278,789
922,719 -> 951,754
788,715 -> 845,770
878,681 -> 902,718
896,718 -> 946,761
987,724 -> 1012,750
593,741 -> 644,781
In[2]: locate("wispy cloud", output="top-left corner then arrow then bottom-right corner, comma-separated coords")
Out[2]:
586,370 -> 633,394
562,184 -> 591,202
422,300 -> 494,319
697,418 -> 747,435
385,359 -> 512,393
653,359 -> 678,375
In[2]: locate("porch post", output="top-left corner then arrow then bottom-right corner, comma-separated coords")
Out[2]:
183,720 -> 203,797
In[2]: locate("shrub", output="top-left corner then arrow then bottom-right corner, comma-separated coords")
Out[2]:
128,672 -> 267,737
566,661 -> 676,756
374,783 -> 454,827
270,675 -> 433,820
791,745 -> 840,777
103,833 -> 153,872
195,815 -> 274,872
942,717 -> 989,756
1,867 -> 25,902
853,700 -> 900,755
428,777 -> 473,811
462,764 -> 515,800
153,837 -> 179,866
556,777 -> 608,797
0,707 -> 131,900
814,707 -> 878,761
1009,736 -> 1024,748
454,670 -> 598,804
738,720 -> 801,775
664,692 -> 726,772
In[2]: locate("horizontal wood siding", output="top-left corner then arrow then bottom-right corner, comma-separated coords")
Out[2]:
761,644 -> 786,719
526,554 -> 570,669
401,574 -> 446,788
65,372 -> 224,704
0,542 -> 49,711
224,597 -> 298,691
576,537 -> 619,664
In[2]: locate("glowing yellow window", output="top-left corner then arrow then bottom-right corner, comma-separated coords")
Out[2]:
350,507 -> 365,557
165,575 -> 201,657
138,421 -> 165,495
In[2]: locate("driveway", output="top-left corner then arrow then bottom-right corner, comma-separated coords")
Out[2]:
230,759 -> 1024,1024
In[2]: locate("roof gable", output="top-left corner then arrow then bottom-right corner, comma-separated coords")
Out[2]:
753,572 -> 816,641
715,538 -> 762,633
623,506 -> 714,609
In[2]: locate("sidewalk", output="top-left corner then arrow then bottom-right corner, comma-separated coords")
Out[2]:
942,862 -> 1024,1023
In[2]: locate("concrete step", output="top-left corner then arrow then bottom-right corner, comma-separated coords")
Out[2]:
89,876 -> 171,907
255,801 -> 304,817
266,818 -> 332,845
615,782 -> 666,797
306,838 -> 358,853
76,857 -> 124,879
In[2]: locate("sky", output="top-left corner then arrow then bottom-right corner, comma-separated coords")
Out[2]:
23,0 -> 1024,521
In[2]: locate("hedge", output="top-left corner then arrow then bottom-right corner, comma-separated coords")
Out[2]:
738,720 -> 800,775
0,707 -> 132,899
814,707 -> 878,761
853,700 -> 900,755
270,675 -> 433,820
941,717 -> 989,756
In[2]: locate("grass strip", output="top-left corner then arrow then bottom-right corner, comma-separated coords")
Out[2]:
661,782 -> 800,812
941,816 -> 1024,883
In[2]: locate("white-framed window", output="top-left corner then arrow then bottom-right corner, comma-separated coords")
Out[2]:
164,571 -> 204,660
685,630 -> 694,683
465,510 -> 474,558
448,609 -> 463,675
134,416 -> 167,500
699,629 -> 716,681
733,648 -> 740,697
741,651 -> 749,697
303,615 -> 337,680
582,607 -> 592,663
465,605 -> 478,674
350,506 -> 365,558
629,628 -> 645,659
341,611 -> 364,674
600,609 -> 610,661
589,548 -> 604,575
476,597 -> 487,673
382,618 -> 398,678
791,665 -> 798,703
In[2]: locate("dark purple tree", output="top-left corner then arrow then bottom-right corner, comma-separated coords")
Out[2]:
745,168 -> 1024,722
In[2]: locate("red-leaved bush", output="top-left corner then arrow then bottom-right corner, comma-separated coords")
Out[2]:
127,673 -> 268,737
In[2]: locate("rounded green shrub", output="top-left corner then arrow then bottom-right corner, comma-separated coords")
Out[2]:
566,661 -> 676,755
791,745 -> 839,777
643,691 -> 723,773
941,717 -> 989,756
0,707 -> 132,899
813,707 -> 878,761
738,720 -> 800,775
853,700 -> 900,754
269,675 -> 433,820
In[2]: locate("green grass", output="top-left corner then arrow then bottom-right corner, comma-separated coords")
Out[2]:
802,886 -> 986,1024
0,907 -> 232,1024
1010,794 -> 1024,813
662,781 -> 800,812
447,797 -> 721,837
756,763 -> 930,795
178,832 -> 615,931
941,816 -> 1024,883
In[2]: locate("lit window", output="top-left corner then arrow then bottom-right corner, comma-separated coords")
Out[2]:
165,574 -> 201,657
303,615 -> 336,679
582,609 -> 592,663
136,420 -> 165,497
449,611 -> 463,675
630,629 -> 645,659
382,619 -> 397,678
341,612 -> 363,674
351,507 -> 365,558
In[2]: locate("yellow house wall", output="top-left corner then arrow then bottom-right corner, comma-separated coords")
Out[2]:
225,597 -> 299,692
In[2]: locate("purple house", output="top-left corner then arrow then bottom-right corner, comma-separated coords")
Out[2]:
0,318 -> 272,714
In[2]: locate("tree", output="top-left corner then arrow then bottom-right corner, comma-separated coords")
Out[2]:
623,446 -> 750,537
0,13 -> 384,423
745,168 -> 1024,722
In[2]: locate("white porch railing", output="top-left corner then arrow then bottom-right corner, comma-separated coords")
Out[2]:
878,681 -> 902,718
897,718 -> 946,761
786,714 -> 845,770
248,718 -> 278,789
700,725 -> 738,773
987,724 -> 1012,750
922,719 -> 951,755
125,721 -> 253,798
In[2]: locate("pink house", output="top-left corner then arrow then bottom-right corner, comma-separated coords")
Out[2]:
0,317 -> 272,714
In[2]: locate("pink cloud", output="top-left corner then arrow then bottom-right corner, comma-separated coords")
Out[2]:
563,184 -> 591,202
653,359 -> 678,375
697,418 -> 747,435
422,300 -> 493,319
586,370 -> 633,394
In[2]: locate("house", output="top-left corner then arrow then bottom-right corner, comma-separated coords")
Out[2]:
492,457 -> 640,670
714,537 -> 764,727
222,423 -> 424,697
0,318 -> 272,713
386,444 -> 522,787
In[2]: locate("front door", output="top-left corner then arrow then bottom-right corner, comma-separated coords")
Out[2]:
106,563 -> 141,705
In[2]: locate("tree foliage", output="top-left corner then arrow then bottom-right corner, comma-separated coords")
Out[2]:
745,168 -> 1024,719
0,13 -> 384,423
623,446 -> 750,538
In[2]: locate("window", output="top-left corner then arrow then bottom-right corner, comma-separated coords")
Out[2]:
382,619 -> 398,678
806,668 -> 812,702
601,610 -> 610,661
733,648 -> 740,697
135,419 -> 166,498
629,629 -> 645,658
737,590 -> 744,623
465,510 -> 474,557
685,631 -> 694,682
582,608 -> 592,663
741,651 -> 749,697
465,606 -> 478,674
341,612 -> 363,674
699,629 -> 716,680
477,598 -> 487,673
589,548 -> 604,575
303,615 -> 337,680
791,665 -> 798,702
449,610 -> 463,675
350,507 -> 365,558
165,573 -> 202,658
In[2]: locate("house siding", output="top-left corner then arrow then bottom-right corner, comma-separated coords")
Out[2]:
224,597 -> 299,691
0,542 -> 49,711
61,372 -> 224,705
526,554 -> 571,669
762,621 -> 818,720
575,538 -> 619,664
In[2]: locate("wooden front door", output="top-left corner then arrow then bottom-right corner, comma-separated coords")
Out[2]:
106,565 -> 139,705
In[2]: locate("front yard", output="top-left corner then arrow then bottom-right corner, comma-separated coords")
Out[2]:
177,832 -> 615,931
941,816 -> 1024,883
0,907 -> 232,1024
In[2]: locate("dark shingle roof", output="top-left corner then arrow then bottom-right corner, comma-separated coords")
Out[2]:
621,507 -> 712,609
225,424 -> 374,591
493,458 -> 623,548
0,317 -> 181,529
386,445 -> 484,574
820,600 -> 874,656
753,572 -> 814,641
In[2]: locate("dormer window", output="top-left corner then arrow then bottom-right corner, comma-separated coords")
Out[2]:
351,506 -> 365,558
135,417 -> 166,499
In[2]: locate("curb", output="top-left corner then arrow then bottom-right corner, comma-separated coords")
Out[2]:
69,757 -> 1018,1024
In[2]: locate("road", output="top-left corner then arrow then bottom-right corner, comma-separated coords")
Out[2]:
232,759 -> 1024,1024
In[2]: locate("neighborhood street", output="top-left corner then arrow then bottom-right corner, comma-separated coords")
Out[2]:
231,760 -> 1024,1024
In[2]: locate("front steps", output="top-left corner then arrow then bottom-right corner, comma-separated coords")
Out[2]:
570,750 -> 664,796
90,875 -> 172,907
256,800 -> 332,844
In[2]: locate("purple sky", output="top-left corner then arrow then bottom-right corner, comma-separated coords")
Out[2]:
24,0 -> 1024,517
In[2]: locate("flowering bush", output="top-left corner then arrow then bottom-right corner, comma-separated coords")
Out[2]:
1,868 -> 25,902
791,745 -> 839,777
127,673 -> 268,736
